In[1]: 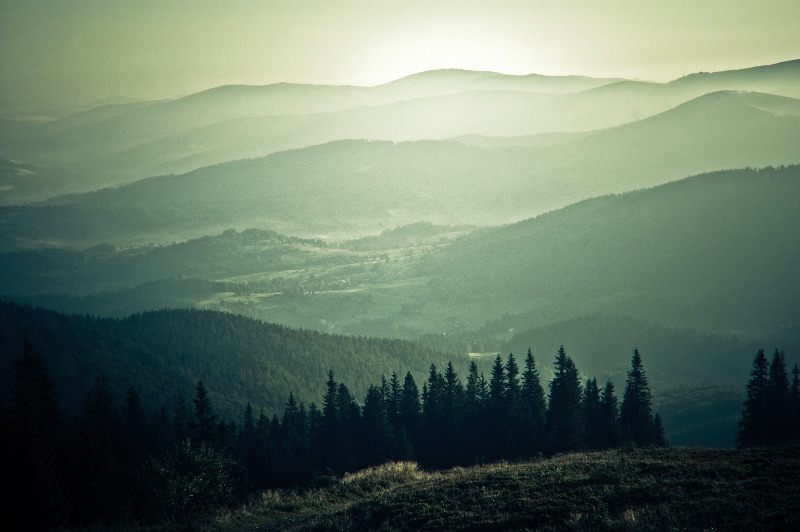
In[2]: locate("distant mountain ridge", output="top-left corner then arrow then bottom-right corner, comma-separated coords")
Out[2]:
3,90 -> 797,248
1,59 -> 797,203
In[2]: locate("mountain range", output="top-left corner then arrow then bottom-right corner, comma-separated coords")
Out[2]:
1,59 -> 799,448
0,59 -> 797,204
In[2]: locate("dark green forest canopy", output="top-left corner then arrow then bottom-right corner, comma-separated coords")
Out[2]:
0,301 -> 467,420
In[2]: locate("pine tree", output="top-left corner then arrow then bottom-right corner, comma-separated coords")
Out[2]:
238,402 -> 260,482
546,346 -> 584,453
7,339 -> 72,530
504,353 -> 527,457
257,412 -> 281,487
489,355 -> 507,407
192,381 -> 217,446
505,353 -> 520,402
282,398 -> 310,485
400,371 -> 421,442
313,371 -> 348,474
481,355 -> 507,460
464,360 -> 487,461
737,349 -> 769,447
765,349 -> 791,443
521,348 -> 546,455
620,348 -> 654,446
322,370 -> 338,421
388,372 -> 402,427
582,378 -> 603,450
442,362 -> 464,464
598,380 -> 621,449
422,364 -> 448,467
359,385 -> 395,468
337,382 -> 360,471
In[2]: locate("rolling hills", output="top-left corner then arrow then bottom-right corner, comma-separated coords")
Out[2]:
5,166 -> 798,348
1,59 -> 797,204
3,90 -> 799,249
2,166 -> 797,448
2,60 -> 799,452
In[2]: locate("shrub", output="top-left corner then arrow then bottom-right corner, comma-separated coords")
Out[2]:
145,440 -> 247,524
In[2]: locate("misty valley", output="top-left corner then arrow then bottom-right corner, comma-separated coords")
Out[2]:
2,60 -> 800,530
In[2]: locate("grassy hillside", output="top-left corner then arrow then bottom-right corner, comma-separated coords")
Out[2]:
204,446 -> 800,531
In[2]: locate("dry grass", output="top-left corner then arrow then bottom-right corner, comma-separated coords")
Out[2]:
197,446 -> 800,531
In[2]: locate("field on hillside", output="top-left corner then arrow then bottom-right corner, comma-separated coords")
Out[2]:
192,446 -> 799,531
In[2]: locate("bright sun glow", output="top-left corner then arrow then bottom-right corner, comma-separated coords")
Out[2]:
355,21 -> 550,85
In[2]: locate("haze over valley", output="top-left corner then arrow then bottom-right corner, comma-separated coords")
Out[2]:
2,1 -> 800,527
2,58 -> 799,451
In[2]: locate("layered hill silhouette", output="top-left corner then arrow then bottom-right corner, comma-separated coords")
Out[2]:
2,60 -> 799,450
3,90 -> 798,248
1,60 -> 797,203
3,167 -> 797,394
416,166 -> 800,338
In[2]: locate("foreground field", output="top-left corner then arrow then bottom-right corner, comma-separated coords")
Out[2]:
202,446 -> 799,531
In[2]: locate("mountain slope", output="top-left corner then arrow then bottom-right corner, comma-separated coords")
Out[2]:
0,301 -> 465,421
417,165 -> 800,338
2,60 -> 796,202
4,91 -> 798,248
4,167 -> 797,377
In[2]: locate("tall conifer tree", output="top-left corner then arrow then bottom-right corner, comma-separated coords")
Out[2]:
7,340 -> 72,530
546,346 -> 584,452
582,378 -> 603,450
599,380 -> 621,449
489,355 -> 507,407
620,348 -> 654,446
192,380 -> 217,446
737,349 -> 769,447
359,385 -> 395,468
521,348 -> 546,455
765,349 -> 791,443
464,360 -> 487,461
423,364 -> 448,467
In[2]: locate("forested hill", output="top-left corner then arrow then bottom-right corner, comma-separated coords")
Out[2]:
0,301 -> 465,420
417,165 -> 800,340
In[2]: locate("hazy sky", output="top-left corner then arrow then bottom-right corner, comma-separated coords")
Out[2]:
1,0 -> 799,115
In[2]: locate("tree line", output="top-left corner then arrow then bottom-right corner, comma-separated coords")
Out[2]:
737,348 -> 800,447
2,341 -> 666,529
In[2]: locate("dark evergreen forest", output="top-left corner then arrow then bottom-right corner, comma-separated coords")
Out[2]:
2,301 -> 798,529
3,336 -> 672,529
0,300 -> 466,420
737,348 -> 800,447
